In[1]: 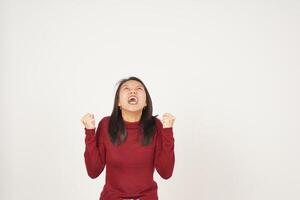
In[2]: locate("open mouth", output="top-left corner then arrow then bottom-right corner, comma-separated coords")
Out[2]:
128,96 -> 138,105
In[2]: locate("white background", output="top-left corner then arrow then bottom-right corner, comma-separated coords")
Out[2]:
1,0 -> 300,199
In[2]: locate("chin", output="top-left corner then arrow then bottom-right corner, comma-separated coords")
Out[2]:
123,106 -> 143,113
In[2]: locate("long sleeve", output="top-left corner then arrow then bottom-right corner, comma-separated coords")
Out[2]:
154,120 -> 175,179
84,119 -> 106,179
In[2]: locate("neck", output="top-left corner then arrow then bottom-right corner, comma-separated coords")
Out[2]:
121,109 -> 142,122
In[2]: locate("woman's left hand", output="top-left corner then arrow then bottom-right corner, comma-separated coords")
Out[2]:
161,113 -> 176,128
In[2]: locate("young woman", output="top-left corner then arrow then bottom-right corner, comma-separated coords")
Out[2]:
81,76 -> 176,200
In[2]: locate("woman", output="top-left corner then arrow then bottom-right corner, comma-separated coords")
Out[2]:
81,76 -> 176,200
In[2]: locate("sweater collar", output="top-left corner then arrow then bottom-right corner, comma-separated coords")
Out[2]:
123,119 -> 141,129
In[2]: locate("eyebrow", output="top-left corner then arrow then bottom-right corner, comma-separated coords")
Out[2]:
122,84 -> 143,88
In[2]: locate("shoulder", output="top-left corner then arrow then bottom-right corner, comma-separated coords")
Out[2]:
96,116 -> 111,130
154,116 -> 163,131
96,116 -> 110,138
99,115 -> 110,124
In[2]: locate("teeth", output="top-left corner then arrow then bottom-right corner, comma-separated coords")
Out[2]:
128,96 -> 138,104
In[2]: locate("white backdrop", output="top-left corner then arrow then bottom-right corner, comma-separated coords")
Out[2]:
1,1 -> 300,200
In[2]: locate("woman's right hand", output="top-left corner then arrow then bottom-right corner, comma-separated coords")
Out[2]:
81,113 -> 96,129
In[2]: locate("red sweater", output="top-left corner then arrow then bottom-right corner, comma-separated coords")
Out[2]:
84,116 -> 175,200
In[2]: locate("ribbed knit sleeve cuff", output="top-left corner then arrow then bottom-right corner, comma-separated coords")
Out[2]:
162,127 -> 173,132
85,128 -> 96,135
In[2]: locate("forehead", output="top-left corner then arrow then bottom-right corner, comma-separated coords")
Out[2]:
121,80 -> 143,88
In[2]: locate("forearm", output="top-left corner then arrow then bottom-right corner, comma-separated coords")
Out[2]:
84,128 -> 105,179
155,127 -> 175,179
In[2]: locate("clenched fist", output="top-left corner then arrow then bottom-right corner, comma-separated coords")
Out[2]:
160,113 -> 176,128
81,113 -> 95,129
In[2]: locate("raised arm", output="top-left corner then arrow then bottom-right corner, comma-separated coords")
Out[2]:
83,117 -> 106,179
154,114 -> 175,179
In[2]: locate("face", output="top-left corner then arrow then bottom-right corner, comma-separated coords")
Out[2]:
118,80 -> 147,112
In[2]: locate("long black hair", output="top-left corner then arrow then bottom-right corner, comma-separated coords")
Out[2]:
108,76 -> 158,146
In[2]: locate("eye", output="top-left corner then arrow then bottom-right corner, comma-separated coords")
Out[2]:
137,87 -> 143,90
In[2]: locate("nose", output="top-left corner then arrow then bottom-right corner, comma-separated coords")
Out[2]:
129,89 -> 137,95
